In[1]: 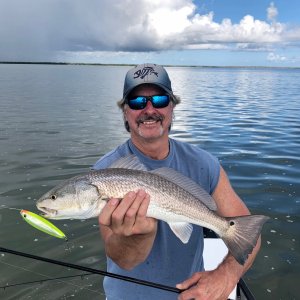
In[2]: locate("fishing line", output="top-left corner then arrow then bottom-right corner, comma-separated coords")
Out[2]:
0,247 -> 181,294
0,260 -> 104,296
0,206 -> 21,211
0,270 -> 91,289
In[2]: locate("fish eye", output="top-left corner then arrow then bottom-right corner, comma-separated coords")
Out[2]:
51,195 -> 57,200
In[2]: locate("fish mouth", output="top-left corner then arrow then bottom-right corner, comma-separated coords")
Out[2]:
37,206 -> 57,218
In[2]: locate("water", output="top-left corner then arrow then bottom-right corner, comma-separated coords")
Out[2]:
0,64 -> 299,299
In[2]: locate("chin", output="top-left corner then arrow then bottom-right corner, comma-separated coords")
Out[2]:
137,126 -> 164,139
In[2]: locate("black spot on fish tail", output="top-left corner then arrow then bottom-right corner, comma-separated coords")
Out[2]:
222,215 -> 270,265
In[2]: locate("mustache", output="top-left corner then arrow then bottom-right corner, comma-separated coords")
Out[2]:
137,113 -> 164,124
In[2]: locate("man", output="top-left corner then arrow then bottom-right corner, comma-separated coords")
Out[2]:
93,63 -> 261,300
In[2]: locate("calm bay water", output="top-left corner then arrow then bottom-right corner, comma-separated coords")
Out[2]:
0,64 -> 299,299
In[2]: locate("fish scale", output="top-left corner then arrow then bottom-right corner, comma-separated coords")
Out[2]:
91,169 -> 202,218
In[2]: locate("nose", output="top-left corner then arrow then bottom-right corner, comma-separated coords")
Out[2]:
143,99 -> 156,112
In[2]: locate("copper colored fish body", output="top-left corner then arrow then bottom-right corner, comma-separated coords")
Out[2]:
37,156 -> 269,265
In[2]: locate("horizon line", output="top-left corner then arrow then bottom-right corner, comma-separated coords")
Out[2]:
0,61 -> 299,69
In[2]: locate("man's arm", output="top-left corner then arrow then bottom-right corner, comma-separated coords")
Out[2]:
177,166 -> 262,300
99,189 -> 157,270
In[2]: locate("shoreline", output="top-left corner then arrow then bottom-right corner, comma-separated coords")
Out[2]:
0,61 -> 299,69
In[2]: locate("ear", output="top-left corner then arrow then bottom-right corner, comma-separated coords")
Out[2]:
123,107 -> 128,119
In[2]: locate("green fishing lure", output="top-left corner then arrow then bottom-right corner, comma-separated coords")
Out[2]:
20,210 -> 67,240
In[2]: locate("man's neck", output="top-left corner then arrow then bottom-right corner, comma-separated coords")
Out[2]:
131,136 -> 170,160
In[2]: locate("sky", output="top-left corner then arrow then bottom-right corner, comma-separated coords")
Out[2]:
0,0 -> 300,67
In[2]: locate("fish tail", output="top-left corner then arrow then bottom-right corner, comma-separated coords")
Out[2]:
222,215 -> 269,265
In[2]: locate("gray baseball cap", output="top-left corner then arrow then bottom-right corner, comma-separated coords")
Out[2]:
123,63 -> 173,99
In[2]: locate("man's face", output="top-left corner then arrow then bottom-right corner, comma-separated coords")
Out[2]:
124,84 -> 174,142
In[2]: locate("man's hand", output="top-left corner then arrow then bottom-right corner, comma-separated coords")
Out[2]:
176,267 -> 237,300
99,189 -> 157,236
98,189 -> 157,270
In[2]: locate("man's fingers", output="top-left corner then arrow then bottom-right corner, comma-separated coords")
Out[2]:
176,273 -> 203,300
111,191 -> 136,227
98,190 -> 152,236
122,190 -> 147,233
136,192 -> 150,218
98,198 -> 120,226
102,191 -> 140,229
125,190 -> 147,219
176,272 -> 202,290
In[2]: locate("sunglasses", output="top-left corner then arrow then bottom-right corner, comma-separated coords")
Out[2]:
126,95 -> 171,110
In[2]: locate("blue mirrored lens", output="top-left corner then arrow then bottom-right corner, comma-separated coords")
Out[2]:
128,95 -> 170,110
152,95 -> 170,108
128,96 -> 147,110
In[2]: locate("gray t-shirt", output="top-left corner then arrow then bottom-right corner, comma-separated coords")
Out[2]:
93,138 -> 220,300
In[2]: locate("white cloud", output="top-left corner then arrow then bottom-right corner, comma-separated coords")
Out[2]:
173,13 -> 285,46
148,5 -> 193,37
267,52 -> 287,62
0,0 -> 299,61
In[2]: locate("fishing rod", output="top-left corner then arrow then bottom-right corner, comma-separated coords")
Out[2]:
0,247 -> 255,300
0,247 -> 181,294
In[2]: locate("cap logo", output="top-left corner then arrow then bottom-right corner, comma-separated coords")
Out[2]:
134,67 -> 158,79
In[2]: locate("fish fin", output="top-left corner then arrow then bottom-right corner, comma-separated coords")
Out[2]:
107,155 -> 148,171
222,215 -> 270,265
168,222 -> 193,244
151,168 -> 217,211
81,200 -> 103,219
